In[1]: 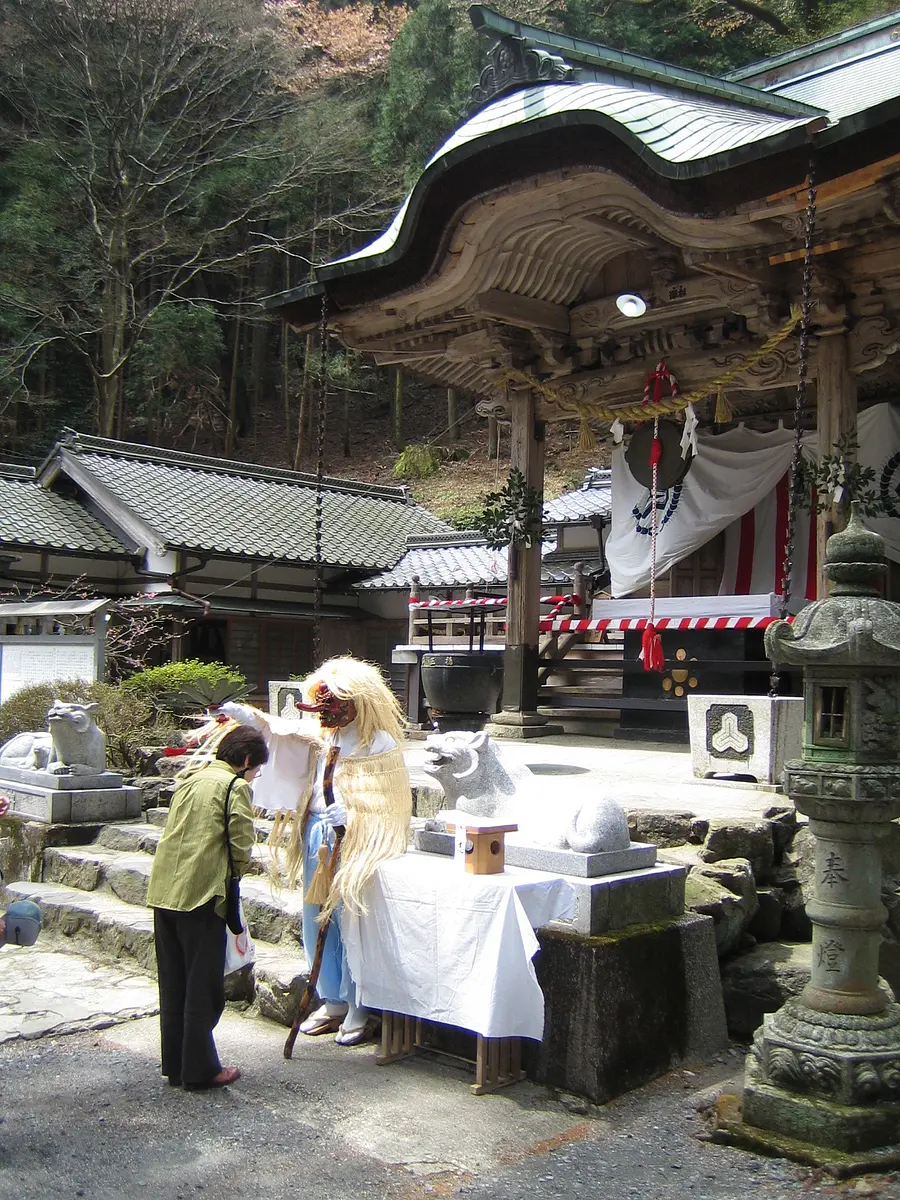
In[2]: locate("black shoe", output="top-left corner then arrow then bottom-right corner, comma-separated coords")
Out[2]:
166,1075 -> 182,1087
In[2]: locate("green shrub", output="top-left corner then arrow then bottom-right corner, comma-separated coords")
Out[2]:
392,443 -> 445,481
0,680 -> 89,746
0,679 -> 178,773
121,659 -> 247,715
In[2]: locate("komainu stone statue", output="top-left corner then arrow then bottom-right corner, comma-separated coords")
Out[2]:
0,701 -> 107,775
421,729 -> 629,853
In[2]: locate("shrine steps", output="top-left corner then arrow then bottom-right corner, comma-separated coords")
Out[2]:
0,812 -> 310,1027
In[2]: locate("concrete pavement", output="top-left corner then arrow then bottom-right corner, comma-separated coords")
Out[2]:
1,943 -> 899,1198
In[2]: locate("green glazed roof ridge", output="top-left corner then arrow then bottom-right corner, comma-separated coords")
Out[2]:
0,463 -> 37,480
58,429 -> 412,502
468,4 -> 824,119
727,9 -> 900,82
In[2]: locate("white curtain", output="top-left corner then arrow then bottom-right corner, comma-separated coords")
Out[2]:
607,403 -> 900,598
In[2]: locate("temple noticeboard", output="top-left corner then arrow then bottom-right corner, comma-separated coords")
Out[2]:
0,600 -> 108,703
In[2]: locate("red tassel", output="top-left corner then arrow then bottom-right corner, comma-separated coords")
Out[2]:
641,623 -> 665,673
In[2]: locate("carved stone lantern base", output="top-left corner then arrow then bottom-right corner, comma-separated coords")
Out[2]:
743,997 -> 900,1152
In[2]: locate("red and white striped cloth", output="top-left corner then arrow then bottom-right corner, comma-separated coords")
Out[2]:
410,594 -> 576,610
538,615 -> 790,633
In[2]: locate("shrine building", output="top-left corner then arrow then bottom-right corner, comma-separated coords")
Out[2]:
264,5 -> 900,736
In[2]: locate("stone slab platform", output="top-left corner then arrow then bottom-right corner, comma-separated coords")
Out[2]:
506,840 -> 657,877
0,764 -> 124,790
412,829 -> 683,934
3,780 -> 141,823
0,947 -> 158,1042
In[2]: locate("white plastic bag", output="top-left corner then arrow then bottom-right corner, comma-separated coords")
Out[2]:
224,902 -> 255,974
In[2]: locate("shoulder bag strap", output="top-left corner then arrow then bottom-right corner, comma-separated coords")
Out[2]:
224,774 -> 241,879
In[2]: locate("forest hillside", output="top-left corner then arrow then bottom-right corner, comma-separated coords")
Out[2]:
0,0 -> 896,523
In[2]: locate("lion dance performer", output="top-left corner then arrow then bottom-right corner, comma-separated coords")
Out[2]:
222,655 -> 411,1046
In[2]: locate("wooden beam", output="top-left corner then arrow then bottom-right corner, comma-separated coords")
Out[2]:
469,290 -> 569,337
765,152 -> 900,209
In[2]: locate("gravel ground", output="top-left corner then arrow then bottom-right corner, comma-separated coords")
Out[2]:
2,1011 -> 900,1200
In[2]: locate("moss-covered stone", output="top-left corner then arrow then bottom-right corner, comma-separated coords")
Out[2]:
522,914 -> 726,1103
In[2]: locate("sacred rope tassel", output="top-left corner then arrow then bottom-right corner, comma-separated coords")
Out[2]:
578,415 -> 596,452
714,389 -> 733,424
304,842 -> 335,905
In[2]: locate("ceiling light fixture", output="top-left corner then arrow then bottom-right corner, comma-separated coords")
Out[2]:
615,293 -> 648,318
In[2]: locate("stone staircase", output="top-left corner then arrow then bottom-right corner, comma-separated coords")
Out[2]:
2,809 -> 311,1026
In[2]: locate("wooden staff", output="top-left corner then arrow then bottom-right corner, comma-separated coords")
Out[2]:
283,833 -> 343,1059
284,740 -> 344,1060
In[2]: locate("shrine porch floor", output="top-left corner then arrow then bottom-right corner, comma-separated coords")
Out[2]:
404,735 -> 787,822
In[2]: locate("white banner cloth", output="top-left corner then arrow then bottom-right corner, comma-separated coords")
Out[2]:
608,404 -> 900,597
341,850 -> 575,1041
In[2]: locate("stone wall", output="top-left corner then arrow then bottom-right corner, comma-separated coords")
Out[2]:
627,807 -> 900,1039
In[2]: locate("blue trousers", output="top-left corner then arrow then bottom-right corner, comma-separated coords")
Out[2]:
302,813 -> 352,1005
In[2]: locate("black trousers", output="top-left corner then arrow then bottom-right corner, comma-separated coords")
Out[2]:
153,900 -> 226,1085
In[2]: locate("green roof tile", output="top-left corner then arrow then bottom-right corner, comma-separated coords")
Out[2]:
61,442 -> 449,568
0,474 -> 128,555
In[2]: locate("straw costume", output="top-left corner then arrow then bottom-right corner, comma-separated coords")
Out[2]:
226,657 -> 411,1046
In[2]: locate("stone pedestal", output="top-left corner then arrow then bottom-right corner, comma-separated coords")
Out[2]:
0,766 -> 141,823
484,709 -> 563,740
688,694 -> 802,784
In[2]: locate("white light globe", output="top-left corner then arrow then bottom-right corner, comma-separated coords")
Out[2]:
615,293 -> 647,318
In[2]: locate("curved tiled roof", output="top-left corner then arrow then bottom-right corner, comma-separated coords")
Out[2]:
59,439 -> 449,568
0,472 -> 127,555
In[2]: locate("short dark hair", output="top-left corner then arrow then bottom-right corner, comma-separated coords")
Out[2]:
216,727 -> 269,770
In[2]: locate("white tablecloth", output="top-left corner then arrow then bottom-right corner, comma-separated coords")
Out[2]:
341,850 -> 575,1041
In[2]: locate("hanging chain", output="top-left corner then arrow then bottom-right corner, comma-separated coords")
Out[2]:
770,150 -> 817,695
313,292 -> 329,668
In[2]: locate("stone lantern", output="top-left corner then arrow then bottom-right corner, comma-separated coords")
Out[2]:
742,504 -> 900,1153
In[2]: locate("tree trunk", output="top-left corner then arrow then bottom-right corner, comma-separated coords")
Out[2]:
98,227 -> 130,438
293,332 -> 313,470
225,303 -> 243,457
342,386 -> 351,457
445,388 -> 459,443
392,367 -> 404,450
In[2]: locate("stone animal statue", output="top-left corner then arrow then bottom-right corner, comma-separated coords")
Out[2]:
0,701 -> 107,775
421,730 -> 630,854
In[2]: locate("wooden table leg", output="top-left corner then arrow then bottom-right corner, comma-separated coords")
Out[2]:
472,1035 -> 526,1095
376,1011 -> 417,1065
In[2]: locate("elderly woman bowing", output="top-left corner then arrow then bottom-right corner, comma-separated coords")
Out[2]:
147,725 -> 268,1090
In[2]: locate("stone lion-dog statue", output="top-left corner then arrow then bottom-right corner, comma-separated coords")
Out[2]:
421,729 -> 629,853
0,700 -> 107,775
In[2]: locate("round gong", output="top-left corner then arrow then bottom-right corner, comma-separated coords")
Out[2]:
624,418 -> 693,489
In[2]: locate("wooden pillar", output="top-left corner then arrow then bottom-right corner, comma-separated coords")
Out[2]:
495,389 -> 547,724
816,333 -> 857,598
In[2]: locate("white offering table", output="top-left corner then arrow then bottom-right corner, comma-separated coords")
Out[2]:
341,849 -> 575,1093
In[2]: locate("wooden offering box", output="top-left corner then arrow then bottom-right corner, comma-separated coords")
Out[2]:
443,814 -> 519,875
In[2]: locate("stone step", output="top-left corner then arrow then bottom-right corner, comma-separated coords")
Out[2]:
144,807 -> 276,844
42,845 -> 305,944
96,822 -> 163,854
2,879 -> 310,1028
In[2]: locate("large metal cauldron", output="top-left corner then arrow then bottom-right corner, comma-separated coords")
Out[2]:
421,651 -> 503,732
